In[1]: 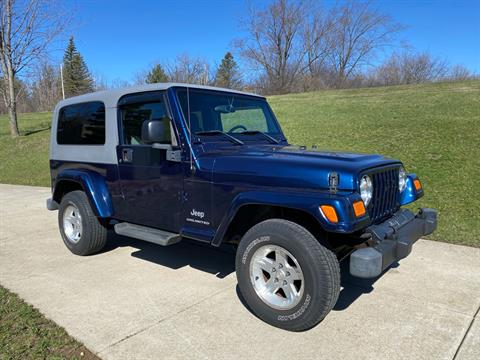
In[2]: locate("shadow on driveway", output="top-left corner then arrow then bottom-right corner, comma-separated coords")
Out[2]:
101,231 -> 236,279
333,259 -> 398,311
101,231 -> 394,313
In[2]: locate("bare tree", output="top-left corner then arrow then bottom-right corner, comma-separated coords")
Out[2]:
0,74 -> 31,113
325,1 -> 403,88
165,54 -> 212,85
92,71 -> 109,91
372,52 -> 403,86
236,0 -> 309,94
30,61 -> 61,111
301,6 -> 335,88
449,64 -> 472,81
372,51 -> 450,85
0,0 -> 67,137
236,0 -> 401,93
133,68 -> 149,85
401,52 -> 449,83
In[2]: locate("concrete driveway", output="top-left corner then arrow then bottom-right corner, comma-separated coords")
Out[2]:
0,183 -> 479,360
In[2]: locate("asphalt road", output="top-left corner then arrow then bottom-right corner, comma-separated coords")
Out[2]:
0,184 -> 479,360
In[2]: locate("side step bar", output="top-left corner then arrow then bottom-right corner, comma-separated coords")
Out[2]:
114,222 -> 181,246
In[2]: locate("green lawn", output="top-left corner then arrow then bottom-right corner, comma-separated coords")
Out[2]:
0,286 -> 99,359
0,80 -> 479,246
0,111 -> 51,186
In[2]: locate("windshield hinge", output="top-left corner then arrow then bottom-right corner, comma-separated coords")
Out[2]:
329,172 -> 339,194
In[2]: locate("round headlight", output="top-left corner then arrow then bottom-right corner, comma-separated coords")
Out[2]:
399,166 -> 407,192
359,175 -> 373,206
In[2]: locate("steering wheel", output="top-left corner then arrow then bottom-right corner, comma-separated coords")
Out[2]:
228,125 -> 247,133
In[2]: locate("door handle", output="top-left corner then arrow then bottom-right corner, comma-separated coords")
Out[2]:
121,148 -> 133,163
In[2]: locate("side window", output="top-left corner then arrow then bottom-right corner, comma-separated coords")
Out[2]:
57,102 -> 105,145
120,101 -> 171,145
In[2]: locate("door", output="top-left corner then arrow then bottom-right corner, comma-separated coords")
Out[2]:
115,91 -> 183,232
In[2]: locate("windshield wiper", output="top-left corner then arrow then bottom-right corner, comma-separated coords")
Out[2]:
194,130 -> 244,145
239,130 -> 280,144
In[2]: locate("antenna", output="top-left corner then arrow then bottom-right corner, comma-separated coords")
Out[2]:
187,86 -> 194,173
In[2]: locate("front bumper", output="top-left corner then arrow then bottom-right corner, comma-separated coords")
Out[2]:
350,208 -> 437,278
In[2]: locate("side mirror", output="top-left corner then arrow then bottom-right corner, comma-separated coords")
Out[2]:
141,118 -> 169,144
141,118 -> 181,163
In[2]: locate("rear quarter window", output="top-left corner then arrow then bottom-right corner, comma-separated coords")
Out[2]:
57,101 -> 106,145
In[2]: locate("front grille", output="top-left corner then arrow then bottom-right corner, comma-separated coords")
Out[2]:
368,167 -> 400,223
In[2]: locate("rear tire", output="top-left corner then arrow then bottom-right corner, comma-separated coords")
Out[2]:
235,219 -> 340,331
58,190 -> 107,256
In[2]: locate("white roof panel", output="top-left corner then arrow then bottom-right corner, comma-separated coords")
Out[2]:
55,83 -> 263,110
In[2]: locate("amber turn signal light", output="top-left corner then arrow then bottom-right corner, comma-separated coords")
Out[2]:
413,179 -> 422,191
353,200 -> 366,217
320,205 -> 338,223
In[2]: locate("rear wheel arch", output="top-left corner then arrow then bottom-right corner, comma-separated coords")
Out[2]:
53,179 -> 84,204
52,171 -> 113,218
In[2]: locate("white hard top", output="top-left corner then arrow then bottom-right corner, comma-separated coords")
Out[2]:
55,83 -> 263,110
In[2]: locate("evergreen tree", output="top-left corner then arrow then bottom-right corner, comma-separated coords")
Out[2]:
62,37 -> 93,97
145,64 -> 168,83
215,52 -> 242,89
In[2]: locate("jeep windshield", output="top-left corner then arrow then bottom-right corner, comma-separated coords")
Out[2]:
176,88 -> 283,143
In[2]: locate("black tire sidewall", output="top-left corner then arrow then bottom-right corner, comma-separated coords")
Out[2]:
58,191 -> 96,255
236,220 -> 338,331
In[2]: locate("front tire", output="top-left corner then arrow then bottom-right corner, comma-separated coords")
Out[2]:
58,190 -> 107,256
235,219 -> 340,331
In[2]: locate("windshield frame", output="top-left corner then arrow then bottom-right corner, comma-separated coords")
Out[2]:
173,87 -> 286,144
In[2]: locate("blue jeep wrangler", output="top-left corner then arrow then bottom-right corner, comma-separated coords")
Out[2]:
47,83 -> 437,331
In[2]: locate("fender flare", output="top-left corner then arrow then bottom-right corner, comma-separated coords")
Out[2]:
399,173 -> 424,206
53,169 -> 113,218
210,190 -> 367,246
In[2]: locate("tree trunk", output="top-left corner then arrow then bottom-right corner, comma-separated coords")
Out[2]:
7,71 -> 19,137
8,102 -> 19,137
336,68 -> 345,89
